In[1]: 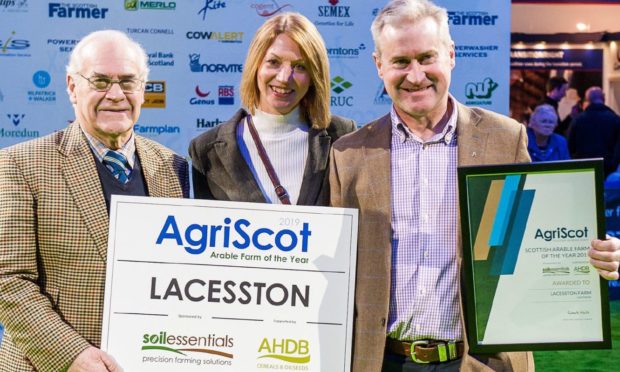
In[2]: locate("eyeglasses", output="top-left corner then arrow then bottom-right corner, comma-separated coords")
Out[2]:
78,73 -> 144,93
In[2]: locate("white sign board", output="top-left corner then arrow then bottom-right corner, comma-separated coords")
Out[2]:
102,196 -> 358,372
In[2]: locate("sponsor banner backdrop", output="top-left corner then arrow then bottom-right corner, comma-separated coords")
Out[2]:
102,196 -> 358,371
0,0 -> 510,155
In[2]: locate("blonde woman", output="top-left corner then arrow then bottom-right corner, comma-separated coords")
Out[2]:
189,12 -> 355,205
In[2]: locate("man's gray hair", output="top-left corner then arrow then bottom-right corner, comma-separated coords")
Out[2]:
371,0 -> 452,56
66,29 -> 149,80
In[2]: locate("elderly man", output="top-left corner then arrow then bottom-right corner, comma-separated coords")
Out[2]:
568,86 -> 620,177
0,30 -> 189,371
329,1 -> 620,371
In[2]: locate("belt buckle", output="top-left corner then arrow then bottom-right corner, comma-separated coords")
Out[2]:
436,340 -> 457,362
409,340 -> 430,364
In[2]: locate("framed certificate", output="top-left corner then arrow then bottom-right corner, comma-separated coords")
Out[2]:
101,196 -> 358,371
458,160 -> 611,353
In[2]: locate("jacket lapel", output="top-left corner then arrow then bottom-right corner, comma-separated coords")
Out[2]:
457,103 -> 488,167
363,115 -> 392,223
297,127 -> 330,205
59,122 -> 109,261
455,103 -> 489,350
213,115 -> 266,203
135,136 -> 184,198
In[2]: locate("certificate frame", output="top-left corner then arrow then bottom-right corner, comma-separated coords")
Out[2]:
458,159 -> 611,353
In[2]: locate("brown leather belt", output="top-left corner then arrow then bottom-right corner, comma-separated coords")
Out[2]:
385,338 -> 464,363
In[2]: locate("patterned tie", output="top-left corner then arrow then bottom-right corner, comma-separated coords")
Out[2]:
103,150 -> 131,184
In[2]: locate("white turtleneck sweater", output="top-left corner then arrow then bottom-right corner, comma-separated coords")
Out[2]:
238,107 -> 309,204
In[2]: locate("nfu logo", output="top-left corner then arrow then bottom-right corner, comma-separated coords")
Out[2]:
257,338 -> 310,364
465,78 -> 498,100
7,114 -> 25,126
330,76 -> 353,107
189,54 -> 243,73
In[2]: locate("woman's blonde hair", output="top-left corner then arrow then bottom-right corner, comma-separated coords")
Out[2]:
240,12 -> 331,129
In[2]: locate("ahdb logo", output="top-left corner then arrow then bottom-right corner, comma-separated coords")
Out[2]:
256,338 -> 310,365
330,76 -> 353,107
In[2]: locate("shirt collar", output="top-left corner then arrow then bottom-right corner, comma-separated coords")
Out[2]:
390,98 -> 458,145
79,124 -> 136,169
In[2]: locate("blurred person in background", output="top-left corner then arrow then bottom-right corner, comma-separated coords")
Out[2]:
568,86 -> 620,177
527,104 -> 570,162
541,75 -> 572,136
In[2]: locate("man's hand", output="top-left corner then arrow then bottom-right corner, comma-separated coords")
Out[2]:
589,237 -> 620,280
68,347 -> 122,372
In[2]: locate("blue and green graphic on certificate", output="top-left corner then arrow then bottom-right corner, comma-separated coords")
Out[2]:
459,160 -> 611,353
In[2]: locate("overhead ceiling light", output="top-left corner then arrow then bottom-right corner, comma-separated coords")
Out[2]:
576,22 -> 589,32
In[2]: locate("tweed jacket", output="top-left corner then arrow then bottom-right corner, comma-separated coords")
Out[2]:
189,108 -> 356,206
330,102 -> 534,372
0,122 -> 189,372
